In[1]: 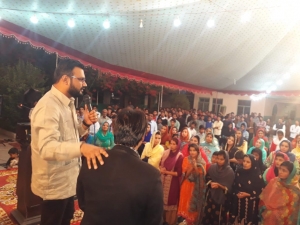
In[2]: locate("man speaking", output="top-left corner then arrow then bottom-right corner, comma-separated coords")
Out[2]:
77,108 -> 163,225
31,59 -> 108,225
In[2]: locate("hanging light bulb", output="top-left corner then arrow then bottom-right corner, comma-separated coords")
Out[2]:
140,19 -> 143,28
67,18 -> 75,28
266,89 -> 271,94
241,12 -> 251,23
30,15 -> 38,24
207,19 -> 215,28
283,73 -> 290,80
173,17 -> 181,27
103,19 -> 110,29
276,80 -> 283,85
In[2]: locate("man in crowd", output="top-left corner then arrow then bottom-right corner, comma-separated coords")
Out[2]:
273,118 -> 286,135
213,116 -> 223,142
148,113 -> 157,134
99,109 -> 112,125
188,113 -> 200,129
289,120 -> 300,141
30,59 -> 108,225
257,116 -> 266,130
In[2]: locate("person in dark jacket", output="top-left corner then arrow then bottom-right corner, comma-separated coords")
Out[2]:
77,108 -> 163,225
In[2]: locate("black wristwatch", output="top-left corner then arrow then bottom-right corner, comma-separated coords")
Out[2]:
82,120 -> 91,128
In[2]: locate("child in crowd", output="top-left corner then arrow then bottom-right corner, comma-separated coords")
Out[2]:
234,150 -> 244,171
211,151 -> 219,164
197,125 -> 205,141
5,147 -> 19,169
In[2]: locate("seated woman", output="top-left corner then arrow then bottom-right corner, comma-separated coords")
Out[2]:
269,129 -> 287,152
201,151 -> 235,225
263,152 -> 289,184
141,131 -> 164,170
249,128 -> 270,152
247,138 -> 267,163
160,138 -> 183,225
200,133 -> 220,163
181,135 -> 210,170
251,148 -> 267,174
178,143 -> 206,225
259,161 -> 300,225
235,129 -> 248,154
230,154 -> 265,225
91,122 -> 114,150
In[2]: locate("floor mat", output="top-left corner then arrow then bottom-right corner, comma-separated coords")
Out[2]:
0,169 -> 83,225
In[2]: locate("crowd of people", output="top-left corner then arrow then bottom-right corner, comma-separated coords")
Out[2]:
78,106 -> 300,225
29,60 -> 300,225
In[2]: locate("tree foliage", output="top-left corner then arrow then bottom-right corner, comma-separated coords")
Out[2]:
170,93 -> 191,110
0,60 -> 46,131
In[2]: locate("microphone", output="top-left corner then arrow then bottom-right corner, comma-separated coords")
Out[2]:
83,94 -> 92,112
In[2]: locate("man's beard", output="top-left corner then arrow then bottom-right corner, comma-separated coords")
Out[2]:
68,82 -> 84,98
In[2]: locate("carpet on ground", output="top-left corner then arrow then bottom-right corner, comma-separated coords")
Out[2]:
0,169 -> 83,225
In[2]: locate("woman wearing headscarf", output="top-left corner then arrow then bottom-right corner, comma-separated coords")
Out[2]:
200,133 -> 220,163
91,122 -> 114,150
259,161 -> 300,225
141,131 -> 164,170
292,138 -> 300,164
202,128 -> 219,147
160,137 -> 184,225
265,140 -> 297,166
160,125 -> 171,150
269,129 -> 287,152
224,135 -> 239,171
247,138 -> 267,163
179,127 -> 190,151
202,150 -> 235,225
144,123 -> 152,143
249,128 -> 270,151
235,129 -> 248,154
251,148 -> 267,174
229,154 -> 265,225
291,134 -> 300,150
178,143 -> 206,225
263,152 -> 289,184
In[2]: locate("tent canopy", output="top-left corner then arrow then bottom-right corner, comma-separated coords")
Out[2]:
0,0 -> 299,95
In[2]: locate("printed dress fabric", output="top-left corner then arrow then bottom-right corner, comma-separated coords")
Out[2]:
229,155 -> 265,225
259,164 -> 300,225
178,156 -> 206,224
201,152 -> 234,225
160,147 -> 183,211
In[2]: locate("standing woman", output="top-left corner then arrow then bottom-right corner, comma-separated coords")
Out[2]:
202,150 -> 235,225
224,135 -> 239,170
178,143 -> 206,225
160,125 -> 171,150
230,155 -> 265,225
141,131 -> 164,170
92,122 -> 114,150
247,138 -> 267,163
144,123 -> 152,143
259,161 -> 300,225
179,127 -> 190,151
160,138 -> 184,225
235,129 -> 248,154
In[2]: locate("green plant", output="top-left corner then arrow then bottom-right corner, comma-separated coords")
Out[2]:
0,60 -> 46,131
170,93 -> 190,110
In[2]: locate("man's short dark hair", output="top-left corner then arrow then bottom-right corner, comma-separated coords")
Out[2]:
114,109 -> 147,147
53,59 -> 85,84
170,118 -> 176,123
8,148 -> 19,155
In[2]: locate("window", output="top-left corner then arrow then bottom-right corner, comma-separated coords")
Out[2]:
237,100 -> 251,115
212,98 -> 223,114
198,98 -> 210,111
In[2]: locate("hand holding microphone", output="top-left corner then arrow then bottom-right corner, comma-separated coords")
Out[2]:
82,94 -> 97,126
